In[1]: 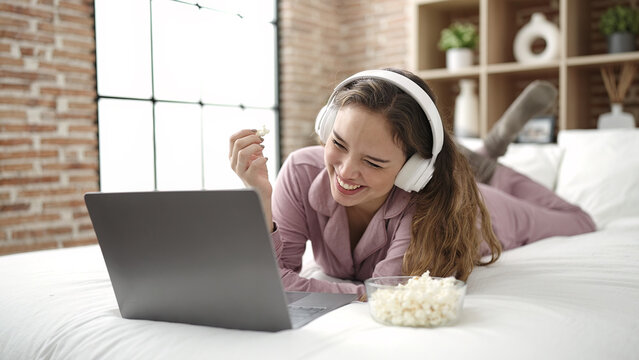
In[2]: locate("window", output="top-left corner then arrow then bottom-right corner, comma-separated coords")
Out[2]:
94,0 -> 278,192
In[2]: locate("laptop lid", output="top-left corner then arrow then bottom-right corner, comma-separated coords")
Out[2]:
85,189 -> 297,332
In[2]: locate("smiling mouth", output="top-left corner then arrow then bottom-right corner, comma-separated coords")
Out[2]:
337,176 -> 362,190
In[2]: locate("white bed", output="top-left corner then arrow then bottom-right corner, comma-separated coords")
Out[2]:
2,129 -> 638,360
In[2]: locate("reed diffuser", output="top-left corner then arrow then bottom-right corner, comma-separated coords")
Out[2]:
598,63 -> 637,129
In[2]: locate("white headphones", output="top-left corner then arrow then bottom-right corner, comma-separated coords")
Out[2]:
314,70 -> 444,193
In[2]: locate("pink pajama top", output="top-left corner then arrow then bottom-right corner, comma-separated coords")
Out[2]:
271,146 -> 413,296
270,146 -> 596,296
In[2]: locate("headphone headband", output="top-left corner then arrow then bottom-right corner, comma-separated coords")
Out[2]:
314,70 -> 444,192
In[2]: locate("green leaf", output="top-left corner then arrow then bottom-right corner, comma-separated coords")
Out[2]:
438,22 -> 478,51
600,5 -> 639,35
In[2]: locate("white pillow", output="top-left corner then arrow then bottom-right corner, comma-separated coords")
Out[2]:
499,144 -> 563,190
456,137 -> 563,190
556,129 -> 639,229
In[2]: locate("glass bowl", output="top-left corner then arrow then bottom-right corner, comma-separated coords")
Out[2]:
364,275 -> 467,328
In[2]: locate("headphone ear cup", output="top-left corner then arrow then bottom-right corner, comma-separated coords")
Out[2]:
314,105 -> 327,141
315,104 -> 339,143
394,154 -> 434,192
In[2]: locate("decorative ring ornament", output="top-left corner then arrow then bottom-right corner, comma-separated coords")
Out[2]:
514,13 -> 560,64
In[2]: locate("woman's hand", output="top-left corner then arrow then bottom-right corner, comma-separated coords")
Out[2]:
229,129 -> 273,231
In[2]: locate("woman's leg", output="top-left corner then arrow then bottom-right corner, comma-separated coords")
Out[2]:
459,79 -> 595,250
482,80 -> 557,158
457,80 -> 557,183
479,165 -> 596,252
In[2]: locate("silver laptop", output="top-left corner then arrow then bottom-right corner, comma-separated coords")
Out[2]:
84,189 -> 357,332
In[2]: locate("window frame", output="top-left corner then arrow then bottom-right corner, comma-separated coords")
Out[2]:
93,0 -> 280,191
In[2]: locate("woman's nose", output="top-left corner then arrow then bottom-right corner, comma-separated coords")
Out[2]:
339,155 -> 360,179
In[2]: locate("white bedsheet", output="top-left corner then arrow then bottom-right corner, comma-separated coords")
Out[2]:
1,220 -> 639,360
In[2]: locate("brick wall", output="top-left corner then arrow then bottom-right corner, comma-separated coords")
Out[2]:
278,0 -> 340,157
0,0 -> 98,255
278,0 -> 410,159
337,0 -> 410,78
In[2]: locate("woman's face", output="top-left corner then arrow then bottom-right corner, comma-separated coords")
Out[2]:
324,104 -> 407,213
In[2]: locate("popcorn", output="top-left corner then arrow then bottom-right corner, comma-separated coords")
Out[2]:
256,125 -> 270,137
368,271 -> 464,327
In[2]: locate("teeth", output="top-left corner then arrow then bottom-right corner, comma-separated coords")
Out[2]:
337,177 -> 361,190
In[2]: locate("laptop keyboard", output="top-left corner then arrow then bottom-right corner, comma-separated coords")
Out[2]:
285,292 -> 309,304
288,305 -> 327,323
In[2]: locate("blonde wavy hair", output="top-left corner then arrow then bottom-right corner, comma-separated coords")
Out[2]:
333,68 -> 501,281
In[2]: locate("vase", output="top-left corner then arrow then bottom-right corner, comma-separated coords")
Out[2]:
446,48 -> 473,71
454,79 -> 479,137
597,103 -> 636,129
608,32 -> 636,53
513,12 -> 560,64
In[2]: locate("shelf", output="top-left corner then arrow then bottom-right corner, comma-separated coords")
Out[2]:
414,0 -> 479,71
416,66 -> 480,80
417,57 -> 639,78
414,0 -> 639,134
414,0 -> 478,9
484,0 -> 559,65
566,52 -> 639,68
486,61 -> 560,75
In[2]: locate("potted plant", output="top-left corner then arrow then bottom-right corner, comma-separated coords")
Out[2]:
438,22 -> 478,71
599,5 -> 639,53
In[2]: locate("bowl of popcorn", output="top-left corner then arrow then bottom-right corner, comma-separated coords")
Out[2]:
364,271 -> 467,327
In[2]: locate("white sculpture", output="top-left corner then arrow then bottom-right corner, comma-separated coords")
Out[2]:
514,13 -> 560,64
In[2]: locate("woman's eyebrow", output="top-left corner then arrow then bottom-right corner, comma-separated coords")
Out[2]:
332,130 -> 348,145
366,155 -> 390,163
332,130 -> 390,163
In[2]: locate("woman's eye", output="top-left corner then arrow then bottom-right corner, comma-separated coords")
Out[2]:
366,161 -> 382,169
332,139 -> 346,150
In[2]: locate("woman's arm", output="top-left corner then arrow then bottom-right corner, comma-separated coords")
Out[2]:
229,129 -> 273,231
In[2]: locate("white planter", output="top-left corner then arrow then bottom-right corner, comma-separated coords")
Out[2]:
446,48 -> 473,71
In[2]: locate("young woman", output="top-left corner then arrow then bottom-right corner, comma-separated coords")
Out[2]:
229,68 -> 595,297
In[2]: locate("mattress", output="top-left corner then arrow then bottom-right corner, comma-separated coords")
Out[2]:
1,218 -> 638,360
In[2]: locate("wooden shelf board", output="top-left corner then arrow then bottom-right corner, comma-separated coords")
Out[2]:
414,0 -> 478,9
566,52 -> 639,68
417,66 -> 481,80
486,61 -> 560,75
